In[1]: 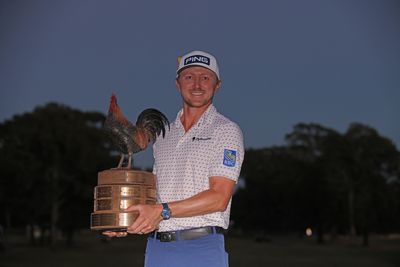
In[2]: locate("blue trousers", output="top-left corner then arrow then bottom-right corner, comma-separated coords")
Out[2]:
144,232 -> 229,267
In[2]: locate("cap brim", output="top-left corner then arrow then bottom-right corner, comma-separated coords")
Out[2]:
176,65 -> 219,80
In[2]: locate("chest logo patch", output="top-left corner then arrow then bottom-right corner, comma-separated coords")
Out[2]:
223,149 -> 237,167
192,137 -> 211,141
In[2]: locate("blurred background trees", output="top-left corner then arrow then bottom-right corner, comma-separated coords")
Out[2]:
233,122 -> 400,246
0,103 -> 115,246
0,103 -> 399,247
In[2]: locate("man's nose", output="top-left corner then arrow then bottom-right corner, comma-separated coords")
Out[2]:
194,76 -> 201,89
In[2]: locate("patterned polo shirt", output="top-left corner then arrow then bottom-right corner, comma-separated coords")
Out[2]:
153,104 -> 244,232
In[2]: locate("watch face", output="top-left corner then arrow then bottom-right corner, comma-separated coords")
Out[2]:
162,210 -> 170,220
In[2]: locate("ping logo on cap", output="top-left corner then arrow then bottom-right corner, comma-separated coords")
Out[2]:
184,55 -> 210,66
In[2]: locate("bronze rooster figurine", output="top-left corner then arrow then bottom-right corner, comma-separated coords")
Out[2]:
104,94 -> 169,169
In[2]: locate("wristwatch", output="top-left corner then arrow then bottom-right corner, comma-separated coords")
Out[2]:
160,203 -> 171,220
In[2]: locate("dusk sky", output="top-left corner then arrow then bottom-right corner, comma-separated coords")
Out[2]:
1,0 -> 399,168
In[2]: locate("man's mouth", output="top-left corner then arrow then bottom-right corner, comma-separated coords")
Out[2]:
191,91 -> 205,96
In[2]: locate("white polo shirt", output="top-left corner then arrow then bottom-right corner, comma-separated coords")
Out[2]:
153,104 -> 244,232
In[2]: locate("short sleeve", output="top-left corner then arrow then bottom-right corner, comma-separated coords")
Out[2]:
208,122 -> 244,182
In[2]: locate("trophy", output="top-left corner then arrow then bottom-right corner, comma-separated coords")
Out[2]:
90,94 -> 169,232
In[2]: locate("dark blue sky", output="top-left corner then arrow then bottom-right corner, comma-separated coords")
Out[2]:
1,0 -> 399,168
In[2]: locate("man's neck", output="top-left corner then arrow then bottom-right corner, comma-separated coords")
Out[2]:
180,103 -> 212,132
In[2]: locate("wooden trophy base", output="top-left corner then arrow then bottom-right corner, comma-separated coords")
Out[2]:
90,169 -> 156,231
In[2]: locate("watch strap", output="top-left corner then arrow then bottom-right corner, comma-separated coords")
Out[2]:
161,202 -> 171,220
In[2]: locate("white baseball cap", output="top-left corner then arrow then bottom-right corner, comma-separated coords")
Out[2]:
176,50 -> 220,80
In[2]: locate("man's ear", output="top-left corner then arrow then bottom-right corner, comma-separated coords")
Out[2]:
215,80 -> 222,92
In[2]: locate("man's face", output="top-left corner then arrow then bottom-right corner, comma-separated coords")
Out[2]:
176,66 -> 221,109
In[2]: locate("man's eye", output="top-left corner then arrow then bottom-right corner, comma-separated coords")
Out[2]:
201,76 -> 209,80
184,75 -> 192,80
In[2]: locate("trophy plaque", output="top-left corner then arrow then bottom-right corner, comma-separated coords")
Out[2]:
90,169 -> 156,231
90,94 -> 169,233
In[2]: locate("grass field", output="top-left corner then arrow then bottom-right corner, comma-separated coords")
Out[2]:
1,230 -> 399,267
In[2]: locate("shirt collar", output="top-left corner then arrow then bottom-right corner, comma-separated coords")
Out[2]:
174,104 -> 217,129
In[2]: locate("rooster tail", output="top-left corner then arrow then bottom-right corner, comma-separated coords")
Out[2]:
136,109 -> 170,142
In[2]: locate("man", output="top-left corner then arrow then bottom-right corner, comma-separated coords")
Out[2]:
106,50 -> 244,267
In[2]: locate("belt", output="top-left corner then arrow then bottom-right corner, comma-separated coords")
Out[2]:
149,226 -> 224,242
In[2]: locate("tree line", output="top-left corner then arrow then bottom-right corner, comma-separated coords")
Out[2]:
0,103 -> 399,246
232,123 -> 400,246
0,103 -> 115,246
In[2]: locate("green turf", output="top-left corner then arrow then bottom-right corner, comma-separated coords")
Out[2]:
0,231 -> 399,267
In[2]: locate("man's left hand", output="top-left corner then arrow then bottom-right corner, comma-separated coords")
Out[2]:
125,204 -> 163,234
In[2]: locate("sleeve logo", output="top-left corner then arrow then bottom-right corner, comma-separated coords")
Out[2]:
223,149 -> 237,167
